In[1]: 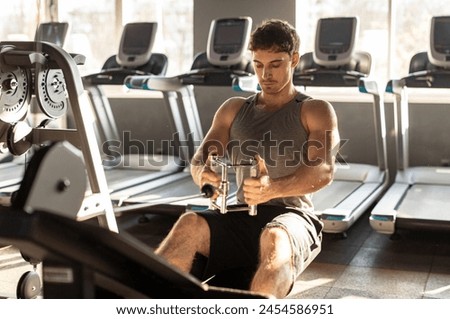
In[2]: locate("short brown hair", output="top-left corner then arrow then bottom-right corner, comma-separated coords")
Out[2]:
248,19 -> 300,56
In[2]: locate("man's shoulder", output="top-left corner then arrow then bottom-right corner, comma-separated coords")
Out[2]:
302,97 -> 331,107
301,98 -> 336,119
302,98 -> 335,113
225,95 -> 254,105
221,95 -> 254,110
215,95 -> 253,121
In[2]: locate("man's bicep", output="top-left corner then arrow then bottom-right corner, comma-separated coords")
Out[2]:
304,102 -> 340,166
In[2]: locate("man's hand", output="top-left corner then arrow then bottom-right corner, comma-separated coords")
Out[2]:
197,154 -> 221,199
243,154 -> 272,205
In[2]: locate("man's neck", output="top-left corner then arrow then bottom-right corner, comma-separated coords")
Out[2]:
258,86 -> 297,110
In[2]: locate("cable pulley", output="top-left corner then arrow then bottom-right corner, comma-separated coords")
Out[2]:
35,65 -> 68,119
0,67 -> 30,123
6,121 -> 32,156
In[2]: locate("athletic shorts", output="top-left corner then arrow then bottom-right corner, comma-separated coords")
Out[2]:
195,204 -> 323,286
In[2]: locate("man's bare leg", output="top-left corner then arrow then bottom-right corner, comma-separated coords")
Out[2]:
155,212 -> 210,272
250,227 -> 294,298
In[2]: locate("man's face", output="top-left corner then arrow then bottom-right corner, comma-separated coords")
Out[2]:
252,49 -> 297,95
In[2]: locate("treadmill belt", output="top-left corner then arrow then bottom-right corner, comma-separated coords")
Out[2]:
0,164 -> 26,188
125,174 -> 201,203
104,169 -> 175,192
312,180 -> 362,212
397,184 -> 450,221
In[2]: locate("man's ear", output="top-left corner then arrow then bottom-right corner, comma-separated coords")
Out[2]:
291,51 -> 300,68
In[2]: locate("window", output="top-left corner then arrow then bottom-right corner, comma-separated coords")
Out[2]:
123,0 -> 193,76
296,0 -> 389,85
58,0 -> 116,75
0,0 -> 41,41
392,0 -> 450,77
296,0 -> 450,85
58,0 -> 193,76
3,1 -> 448,91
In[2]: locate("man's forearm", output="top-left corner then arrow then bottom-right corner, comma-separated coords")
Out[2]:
190,160 -> 203,186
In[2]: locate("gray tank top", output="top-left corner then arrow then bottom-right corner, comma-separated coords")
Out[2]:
228,92 -> 314,213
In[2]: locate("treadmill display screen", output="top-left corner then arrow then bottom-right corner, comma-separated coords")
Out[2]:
213,21 -> 245,54
122,24 -> 154,55
35,22 -> 69,47
433,17 -> 450,54
318,18 -> 354,54
207,17 -> 252,66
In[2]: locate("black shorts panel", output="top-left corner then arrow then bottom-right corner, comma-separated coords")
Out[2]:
195,205 -> 319,280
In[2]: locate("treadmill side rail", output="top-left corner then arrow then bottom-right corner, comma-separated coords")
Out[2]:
369,183 -> 409,234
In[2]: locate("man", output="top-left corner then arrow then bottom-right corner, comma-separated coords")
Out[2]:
156,19 -> 340,298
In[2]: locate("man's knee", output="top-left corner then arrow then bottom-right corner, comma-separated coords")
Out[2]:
252,226 -> 295,298
260,226 -> 291,253
173,212 -> 210,255
176,212 -> 207,229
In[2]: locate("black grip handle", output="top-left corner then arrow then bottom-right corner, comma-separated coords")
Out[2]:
201,184 -> 216,198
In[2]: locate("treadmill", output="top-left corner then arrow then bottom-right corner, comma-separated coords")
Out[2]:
82,22 -> 187,198
116,17 -> 254,209
293,17 -> 389,236
370,16 -> 450,235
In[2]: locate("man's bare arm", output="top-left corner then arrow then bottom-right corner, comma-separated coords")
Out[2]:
190,97 -> 246,187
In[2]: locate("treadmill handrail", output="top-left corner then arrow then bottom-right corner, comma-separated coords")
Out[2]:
387,69 -> 450,90
124,74 -> 204,146
125,74 -> 186,91
293,69 -> 368,87
83,68 -> 149,86
385,79 -> 410,170
359,78 -> 389,174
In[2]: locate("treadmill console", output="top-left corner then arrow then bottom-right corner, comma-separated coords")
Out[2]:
117,22 -> 157,67
429,16 -> 450,68
34,22 -> 69,47
207,17 -> 252,66
313,17 -> 359,66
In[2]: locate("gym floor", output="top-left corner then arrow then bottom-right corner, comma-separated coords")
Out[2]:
287,211 -> 450,299
1,210 -> 449,299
